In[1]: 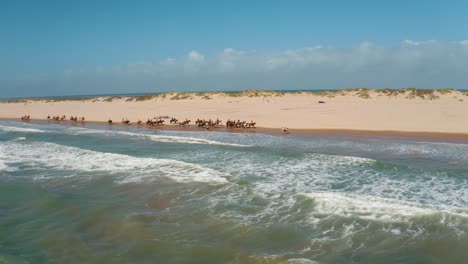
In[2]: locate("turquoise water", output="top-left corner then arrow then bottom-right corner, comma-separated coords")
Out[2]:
0,121 -> 467,264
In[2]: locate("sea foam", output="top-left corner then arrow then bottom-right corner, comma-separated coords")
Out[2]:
0,141 -> 229,184
301,192 -> 468,222
65,127 -> 250,147
0,160 -> 7,171
0,125 -> 44,133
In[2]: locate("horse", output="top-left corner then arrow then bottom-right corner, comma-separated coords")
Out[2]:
155,119 -> 164,126
226,120 -> 234,128
197,119 -> 206,127
247,121 -> 256,128
179,119 -> 191,126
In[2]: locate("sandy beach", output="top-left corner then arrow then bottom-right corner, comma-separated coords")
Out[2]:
2,88 -> 468,136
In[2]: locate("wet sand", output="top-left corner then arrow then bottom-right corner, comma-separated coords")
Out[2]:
4,118 -> 468,144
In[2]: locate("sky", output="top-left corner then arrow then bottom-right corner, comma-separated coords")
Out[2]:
1,0 -> 468,98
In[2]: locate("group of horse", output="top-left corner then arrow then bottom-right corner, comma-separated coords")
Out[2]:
114,118 -> 166,126
226,119 -> 256,128
19,115 -> 257,129
47,115 -> 85,122
195,119 -> 222,128
111,116 -> 256,129
48,115 -> 66,121
169,118 -> 191,126
145,119 -> 165,126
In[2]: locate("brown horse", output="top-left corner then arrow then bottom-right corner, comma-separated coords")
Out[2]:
247,121 -> 256,128
179,119 -> 191,126
155,119 -> 164,126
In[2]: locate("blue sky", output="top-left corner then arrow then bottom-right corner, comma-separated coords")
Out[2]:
1,0 -> 468,97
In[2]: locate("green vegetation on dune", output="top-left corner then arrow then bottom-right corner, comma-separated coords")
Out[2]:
222,89 -> 285,97
437,88 -> 456,94
170,93 -> 193,100
377,88 -> 406,96
312,91 -> 339,98
355,88 -> 371,99
1,99 -> 29,103
102,88 -> 462,101
133,94 -> 157,101
314,87 -> 458,100
45,97 -> 95,102
103,96 -> 122,102
1,88 -> 465,103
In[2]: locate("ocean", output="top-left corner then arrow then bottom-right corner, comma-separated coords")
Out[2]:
0,120 -> 467,264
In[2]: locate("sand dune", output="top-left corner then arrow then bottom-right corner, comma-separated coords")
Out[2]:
2,89 -> 468,134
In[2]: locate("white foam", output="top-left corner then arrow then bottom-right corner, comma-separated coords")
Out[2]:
280,259 -> 320,264
65,127 -> 250,147
0,160 -> 7,171
301,192 -> 468,222
0,125 -> 44,133
0,141 -> 229,184
305,153 -> 375,165
215,152 -> 377,198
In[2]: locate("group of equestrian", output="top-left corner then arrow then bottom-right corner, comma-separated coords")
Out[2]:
47,115 -> 85,122
20,115 -> 256,129
226,119 -> 256,128
145,118 -> 165,126
195,119 -> 222,128
113,116 -> 256,129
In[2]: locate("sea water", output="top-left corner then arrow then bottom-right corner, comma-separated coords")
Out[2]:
0,120 -> 467,264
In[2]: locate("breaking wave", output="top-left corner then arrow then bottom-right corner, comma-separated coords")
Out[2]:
302,192 -> 468,222
0,141 -> 229,184
0,160 -> 7,171
65,127 -> 251,147
0,125 -> 44,133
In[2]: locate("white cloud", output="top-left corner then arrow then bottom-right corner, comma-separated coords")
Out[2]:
58,41 -> 468,93
187,50 -> 205,62
183,50 -> 205,74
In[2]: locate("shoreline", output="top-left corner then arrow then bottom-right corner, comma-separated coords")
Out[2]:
2,88 -> 468,140
3,118 -> 468,143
